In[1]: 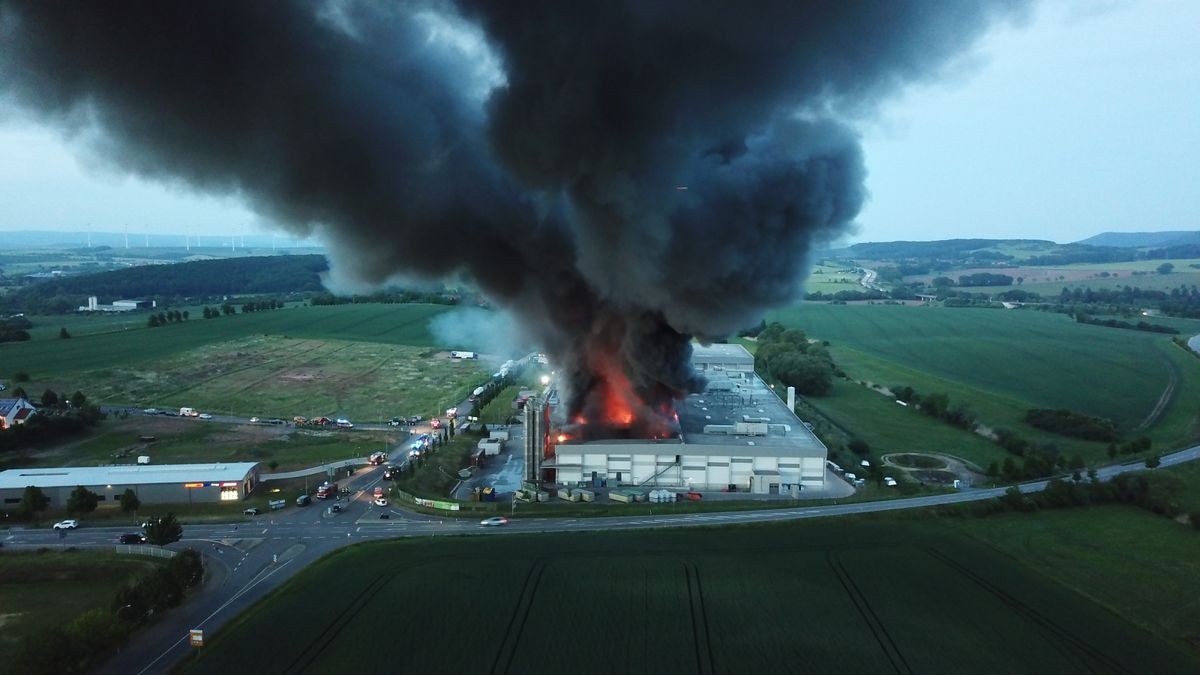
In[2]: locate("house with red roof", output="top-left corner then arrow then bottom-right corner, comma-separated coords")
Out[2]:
0,398 -> 37,431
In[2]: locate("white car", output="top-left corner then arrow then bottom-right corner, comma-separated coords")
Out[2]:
198,413 -> 213,420
373,497 -> 389,507
884,476 -> 898,487
479,516 -> 509,527
249,416 -> 261,423
53,519 -> 79,530
143,408 -> 159,415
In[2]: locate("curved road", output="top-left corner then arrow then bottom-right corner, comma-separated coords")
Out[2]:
5,445 -> 1197,674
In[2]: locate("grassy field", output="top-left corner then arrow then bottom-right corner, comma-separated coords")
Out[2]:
178,517 -> 1197,675
2,303 -> 456,379
0,549 -> 163,662
803,377 -> 1009,469
948,506 -> 1200,652
2,304 -> 493,420
8,416 -> 401,473
767,303 -> 1200,464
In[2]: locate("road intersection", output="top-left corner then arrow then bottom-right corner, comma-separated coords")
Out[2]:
4,443 -> 1197,674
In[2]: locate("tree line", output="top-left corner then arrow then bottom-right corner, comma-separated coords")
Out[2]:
2,254 -> 327,314
12,542 -> 202,675
753,322 -> 838,396
0,315 -> 33,343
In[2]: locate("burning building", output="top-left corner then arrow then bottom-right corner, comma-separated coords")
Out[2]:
535,344 -> 826,494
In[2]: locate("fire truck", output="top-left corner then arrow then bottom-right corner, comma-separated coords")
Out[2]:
316,481 -> 338,499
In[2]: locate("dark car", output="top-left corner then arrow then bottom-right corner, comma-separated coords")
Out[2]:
407,415 -> 424,424
119,533 -> 147,545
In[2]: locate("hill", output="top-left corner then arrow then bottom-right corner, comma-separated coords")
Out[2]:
832,238 -> 1054,260
1078,231 -> 1200,248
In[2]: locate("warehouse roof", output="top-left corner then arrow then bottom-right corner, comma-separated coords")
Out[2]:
0,462 -> 259,489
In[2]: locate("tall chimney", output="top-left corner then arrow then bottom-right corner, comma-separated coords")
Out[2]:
786,386 -> 795,411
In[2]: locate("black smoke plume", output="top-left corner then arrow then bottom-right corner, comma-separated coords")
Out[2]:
0,1 -> 1026,428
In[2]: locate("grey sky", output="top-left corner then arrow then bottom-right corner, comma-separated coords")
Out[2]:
0,0 -> 1196,244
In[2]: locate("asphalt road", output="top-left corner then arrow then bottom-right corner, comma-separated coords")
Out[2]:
15,442 -> 1193,672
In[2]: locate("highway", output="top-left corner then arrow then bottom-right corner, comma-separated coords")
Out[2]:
6,443 -> 1197,673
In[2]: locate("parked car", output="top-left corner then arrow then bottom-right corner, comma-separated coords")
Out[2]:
479,516 -> 509,527
430,418 -> 443,430
268,418 -> 286,425
142,408 -> 159,415
118,533 -> 147,544
373,497 -> 389,507
330,503 -> 343,513
198,413 -> 214,420
296,494 -> 311,506
406,415 -> 423,424
250,416 -> 261,423
243,507 -> 261,516
53,519 -> 79,530
336,418 -> 354,429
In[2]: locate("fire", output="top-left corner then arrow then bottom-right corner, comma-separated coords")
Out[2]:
595,351 -> 639,428
557,347 -> 682,441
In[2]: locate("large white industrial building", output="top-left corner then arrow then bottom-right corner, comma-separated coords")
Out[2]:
541,344 -> 827,495
0,462 -> 260,507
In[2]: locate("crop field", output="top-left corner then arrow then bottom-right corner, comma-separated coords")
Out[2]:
0,550 -> 163,662
179,520 -> 1196,675
768,303 -> 1200,462
2,303 -> 456,379
950,506 -> 1200,652
2,304 -> 497,420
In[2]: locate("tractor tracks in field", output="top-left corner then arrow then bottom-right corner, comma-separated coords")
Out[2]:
1137,346 -> 1180,431
924,546 -> 1135,675
489,560 -> 547,675
683,559 -> 716,675
827,551 -> 912,674
280,571 -> 392,674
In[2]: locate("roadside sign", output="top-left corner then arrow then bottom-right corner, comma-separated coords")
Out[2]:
189,629 -> 204,647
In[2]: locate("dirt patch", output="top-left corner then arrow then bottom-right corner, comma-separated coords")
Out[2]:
882,452 -> 985,488
912,469 -> 960,484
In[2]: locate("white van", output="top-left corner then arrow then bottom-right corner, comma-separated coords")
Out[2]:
179,407 -> 199,417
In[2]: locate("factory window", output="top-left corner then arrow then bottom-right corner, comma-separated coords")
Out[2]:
731,458 -> 753,463
220,487 -> 240,501
96,495 -> 106,501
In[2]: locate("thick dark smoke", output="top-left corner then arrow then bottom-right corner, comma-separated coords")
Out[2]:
0,1 -> 1026,427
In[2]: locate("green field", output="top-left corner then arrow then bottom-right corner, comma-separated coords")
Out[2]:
2,303 -> 455,379
179,517 -> 1197,674
0,550 -> 163,662
8,416 -> 401,473
767,303 -> 1200,463
803,377 -> 1009,469
1,304 -> 495,420
950,506 -> 1200,650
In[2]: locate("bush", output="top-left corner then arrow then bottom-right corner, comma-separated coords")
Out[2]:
1024,408 -> 1118,442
